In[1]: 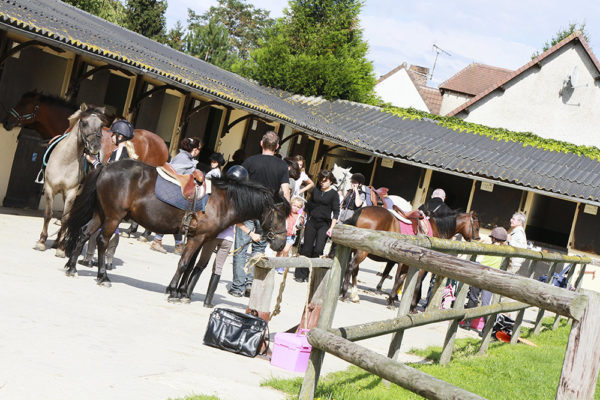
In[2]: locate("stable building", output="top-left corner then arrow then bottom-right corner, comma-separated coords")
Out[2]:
1,0 -> 600,257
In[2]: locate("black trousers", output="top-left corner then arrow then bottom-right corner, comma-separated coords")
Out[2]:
295,218 -> 330,280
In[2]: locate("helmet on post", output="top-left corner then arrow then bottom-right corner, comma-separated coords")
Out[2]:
109,120 -> 134,143
226,165 -> 248,180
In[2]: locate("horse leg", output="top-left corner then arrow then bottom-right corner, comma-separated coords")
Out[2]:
64,215 -> 101,277
166,236 -> 204,301
34,185 -> 53,251
350,260 -> 361,303
341,250 -> 366,302
411,269 -> 427,312
95,219 -> 120,287
178,246 -> 203,303
387,263 -> 408,307
376,261 -> 396,292
55,188 -> 78,258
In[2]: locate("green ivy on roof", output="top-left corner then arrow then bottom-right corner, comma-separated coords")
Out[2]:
383,106 -> 600,161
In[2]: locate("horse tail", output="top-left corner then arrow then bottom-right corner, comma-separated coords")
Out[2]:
64,166 -> 103,256
345,208 -> 363,226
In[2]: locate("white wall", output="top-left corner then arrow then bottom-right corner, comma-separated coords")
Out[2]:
375,69 -> 429,111
461,43 -> 600,147
440,91 -> 472,116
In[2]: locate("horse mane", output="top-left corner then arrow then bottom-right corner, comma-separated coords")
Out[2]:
431,213 -> 457,238
211,177 -> 291,221
67,105 -> 109,130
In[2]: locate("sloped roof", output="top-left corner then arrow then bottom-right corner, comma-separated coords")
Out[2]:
439,63 -> 512,96
447,32 -> 600,117
2,0 -> 600,204
378,63 -> 442,114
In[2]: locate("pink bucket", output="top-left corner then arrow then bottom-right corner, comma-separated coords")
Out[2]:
271,330 -> 312,372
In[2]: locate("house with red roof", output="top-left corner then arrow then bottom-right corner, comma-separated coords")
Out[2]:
443,32 -> 600,148
375,63 -> 442,114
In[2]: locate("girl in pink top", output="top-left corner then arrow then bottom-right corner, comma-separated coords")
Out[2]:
276,197 -> 305,271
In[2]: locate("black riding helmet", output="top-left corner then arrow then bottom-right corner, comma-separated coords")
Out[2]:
209,152 -> 226,166
110,120 -> 134,143
227,165 -> 248,180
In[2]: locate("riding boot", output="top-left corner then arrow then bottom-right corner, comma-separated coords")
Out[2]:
186,266 -> 206,298
203,273 -> 221,308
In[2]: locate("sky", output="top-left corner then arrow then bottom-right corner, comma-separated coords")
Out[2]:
165,0 -> 600,87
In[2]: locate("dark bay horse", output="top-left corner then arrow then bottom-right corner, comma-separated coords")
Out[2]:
62,160 -> 289,301
340,207 -> 480,309
2,91 -> 168,165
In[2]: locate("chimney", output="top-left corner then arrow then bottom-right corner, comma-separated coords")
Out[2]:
409,65 -> 429,86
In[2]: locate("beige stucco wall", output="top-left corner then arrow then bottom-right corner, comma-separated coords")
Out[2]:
375,69 -> 429,111
217,109 -> 248,161
461,43 -> 600,147
440,91 -> 472,116
0,127 -> 19,205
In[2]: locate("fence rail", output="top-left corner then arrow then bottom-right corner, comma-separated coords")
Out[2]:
292,224 -> 600,400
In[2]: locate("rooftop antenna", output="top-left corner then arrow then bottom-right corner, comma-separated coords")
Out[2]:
430,44 -> 451,81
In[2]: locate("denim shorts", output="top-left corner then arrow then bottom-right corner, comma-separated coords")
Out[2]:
286,235 -> 296,245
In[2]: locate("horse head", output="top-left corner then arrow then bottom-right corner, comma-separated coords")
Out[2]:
69,103 -> 109,156
260,190 -> 290,252
2,91 -> 41,131
332,163 -> 352,196
468,211 -> 481,241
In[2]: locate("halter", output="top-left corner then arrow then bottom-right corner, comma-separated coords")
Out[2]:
261,204 -> 288,241
468,213 -> 479,241
334,170 -> 350,193
78,112 -> 104,155
8,103 -> 39,124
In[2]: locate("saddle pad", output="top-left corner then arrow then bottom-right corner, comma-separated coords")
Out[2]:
395,213 -> 433,236
155,174 -> 204,211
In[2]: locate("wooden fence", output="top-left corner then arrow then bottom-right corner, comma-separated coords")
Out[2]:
245,224 -> 599,399
297,225 -> 599,399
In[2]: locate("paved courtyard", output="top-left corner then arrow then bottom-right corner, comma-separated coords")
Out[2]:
0,207 -> 596,400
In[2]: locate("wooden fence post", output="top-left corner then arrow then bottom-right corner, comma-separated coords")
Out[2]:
387,266 -> 420,360
299,245 -> 351,400
439,254 -> 477,365
510,260 -> 538,344
478,257 -> 510,355
533,262 -> 559,334
247,262 -> 275,321
557,290 -> 600,399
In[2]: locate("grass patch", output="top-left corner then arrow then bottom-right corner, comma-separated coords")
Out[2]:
263,319 -> 600,399
169,395 -> 220,400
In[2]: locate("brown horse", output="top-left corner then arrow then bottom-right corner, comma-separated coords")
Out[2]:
341,207 -> 480,310
2,91 -> 168,165
62,160 -> 289,301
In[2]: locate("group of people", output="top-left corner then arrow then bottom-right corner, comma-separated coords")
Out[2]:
80,122 -> 531,314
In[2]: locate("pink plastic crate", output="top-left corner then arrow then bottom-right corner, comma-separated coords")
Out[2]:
271,330 -> 312,372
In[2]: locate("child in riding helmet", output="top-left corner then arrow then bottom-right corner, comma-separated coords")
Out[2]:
107,119 -> 135,162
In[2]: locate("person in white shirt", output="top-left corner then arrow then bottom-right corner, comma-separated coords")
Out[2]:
508,212 -> 528,273
292,155 -> 314,197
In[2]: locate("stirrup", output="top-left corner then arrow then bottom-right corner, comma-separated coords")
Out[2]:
35,168 -> 45,184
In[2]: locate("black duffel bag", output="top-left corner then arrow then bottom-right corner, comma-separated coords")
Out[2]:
203,308 -> 269,357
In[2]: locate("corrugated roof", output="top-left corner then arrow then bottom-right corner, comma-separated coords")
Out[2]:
2,0 -> 600,204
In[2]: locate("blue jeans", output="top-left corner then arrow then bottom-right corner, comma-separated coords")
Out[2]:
231,220 -> 266,293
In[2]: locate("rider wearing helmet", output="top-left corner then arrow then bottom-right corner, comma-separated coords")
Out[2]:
107,119 -> 135,162
226,165 -> 249,180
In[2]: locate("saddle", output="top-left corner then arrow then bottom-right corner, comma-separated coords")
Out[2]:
157,163 -> 205,200
392,205 -> 428,235
369,186 -> 388,208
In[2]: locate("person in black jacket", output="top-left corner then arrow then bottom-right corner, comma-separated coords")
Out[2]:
419,188 -> 454,218
294,169 -> 339,282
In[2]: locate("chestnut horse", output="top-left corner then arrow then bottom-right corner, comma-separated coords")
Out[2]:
62,160 -> 289,301
341,207 -> 480,310
2,91 -> 168,165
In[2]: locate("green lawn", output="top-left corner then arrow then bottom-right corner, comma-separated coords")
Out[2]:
262,319 -> 600,399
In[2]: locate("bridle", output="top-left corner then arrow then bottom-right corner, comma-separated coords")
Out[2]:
334,170 -> 350,194
78,112 -> 104,156
468,213 -> 480,241
8,103 -> 39,125
261,203 -> 288,241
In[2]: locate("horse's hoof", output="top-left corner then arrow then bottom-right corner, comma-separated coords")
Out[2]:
180,297 -> 191,304
350,297 -> 360,303
119,231 -> 131,238
137,235 -> 149,243
167,296 -> 181,303
55,249 -> 66,258
65,269 -> 78,277
33,242 -> 46,251
96,279 -> 111,288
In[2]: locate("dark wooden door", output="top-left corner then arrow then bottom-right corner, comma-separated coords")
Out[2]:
3,129 -> 45,209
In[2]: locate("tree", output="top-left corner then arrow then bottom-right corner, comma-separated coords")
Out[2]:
235,0 -> 377,104
165,21 -> 186,52
184,17 -> 238,70
187,0 -> 274,60
532,22 -> 591,58
63,0 -> 125,25
124,0 -> 167,42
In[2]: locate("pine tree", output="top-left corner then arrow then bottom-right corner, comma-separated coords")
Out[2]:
185,17 -> 238,70
63,0 -> 125,25
236,0 -> 376,104
124,0 -> 167,42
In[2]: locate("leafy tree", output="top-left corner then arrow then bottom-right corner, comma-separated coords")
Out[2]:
236,0 -> 377,104
124,0 -> 167,42
63,0 -> 125,24
532,22 -> 591,58
187,0 -> 274,60
184,17 -> 238,70
165,21 -> 186,52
